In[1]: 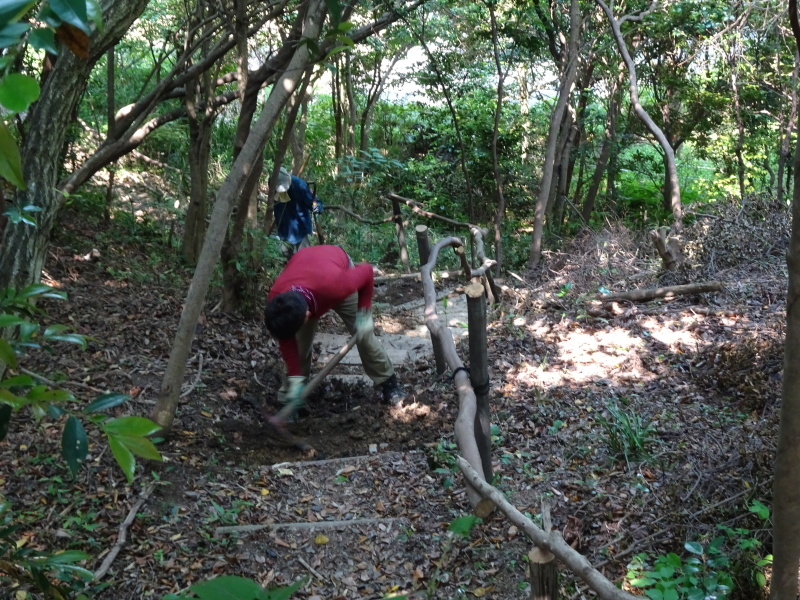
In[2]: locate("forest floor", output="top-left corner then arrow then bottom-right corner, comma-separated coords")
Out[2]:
0,194 -> 788,599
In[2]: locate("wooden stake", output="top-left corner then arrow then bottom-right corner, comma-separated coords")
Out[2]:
465,282 -> 492,484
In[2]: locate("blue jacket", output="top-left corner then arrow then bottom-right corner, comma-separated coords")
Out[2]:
273,175 -> 323,245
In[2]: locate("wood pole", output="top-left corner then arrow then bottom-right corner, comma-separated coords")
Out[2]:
392,197 -> 411,273
415,224 -> 430,267
465,282 -> 492,483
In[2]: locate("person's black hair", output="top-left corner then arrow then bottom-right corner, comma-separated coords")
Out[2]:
264,291 -> 308,340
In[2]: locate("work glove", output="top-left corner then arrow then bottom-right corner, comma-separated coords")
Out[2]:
312,200 -> 324,215
355,308 -> 374,341
284,376 -> 306,411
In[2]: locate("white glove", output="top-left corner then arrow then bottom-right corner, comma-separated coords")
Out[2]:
355,308 -> 374,341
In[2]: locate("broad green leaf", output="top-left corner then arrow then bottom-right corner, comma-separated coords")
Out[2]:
190,575 -> 269,600
0,388 -> 25,409
629,577 -> 656,587
0,314 -> 28,328
0,22 -> 28,48
62,415 -> 88,476
85,392 -> 130,413
324,0 -> 341,27
29,27 -> 57,53
42,329 -> 87,349
0,121 -> 25,189
448,515 -> 481,537
117,435 -> 162,461
0,374 -> 34,387
0,0 -> 35,29
27,387 -> 74,403
17,283 -> 66,300
104,416 -> 160,437
684,541 -> 704,555
49,0 -> 89,33
265,578 -> 305,600
0,338 -> 17,369
107,433 -> 135,483
644,589 -> 663,600
0,73 -> 40,113
0,404 -> 11,441
44,549 -> 91,564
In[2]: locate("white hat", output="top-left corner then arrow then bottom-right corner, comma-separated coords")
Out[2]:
275,167 -> 292,193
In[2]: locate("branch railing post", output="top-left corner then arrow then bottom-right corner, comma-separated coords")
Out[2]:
465,281 -> 492,484
415,224 -> 430,267
391,196 -> 411,273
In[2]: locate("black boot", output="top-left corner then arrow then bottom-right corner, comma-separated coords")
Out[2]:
381,374 -> 406,405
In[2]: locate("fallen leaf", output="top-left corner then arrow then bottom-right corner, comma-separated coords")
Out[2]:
315,534 -> 329,544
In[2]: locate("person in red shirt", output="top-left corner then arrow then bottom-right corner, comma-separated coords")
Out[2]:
265,245 -> 406,423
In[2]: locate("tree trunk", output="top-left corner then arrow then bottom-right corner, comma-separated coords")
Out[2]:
487,0 -> 507,276
729,44 -> 746,201
778,52 -> 799,206
0,0 -> 150,290
528,0 -> 580,270
770,3 -> 800,596
582,74 -> 621,222
151,0 -> 328,432
595,0 -> 682,228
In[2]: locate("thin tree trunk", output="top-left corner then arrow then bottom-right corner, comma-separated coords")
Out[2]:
595,0 -> 682,228
729,42 -> 746,200
528,0 -> 580,270
104,46 -> 116,227
582,80 -> 620,221
770,3 -> 800,597
487,0 -> 507,276
152,0 -> 328,432
778,52 -> 799,205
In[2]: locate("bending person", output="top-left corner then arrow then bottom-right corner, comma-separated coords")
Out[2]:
264,245 -> 407,426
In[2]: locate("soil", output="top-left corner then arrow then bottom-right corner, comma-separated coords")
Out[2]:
0,197 -> 787,599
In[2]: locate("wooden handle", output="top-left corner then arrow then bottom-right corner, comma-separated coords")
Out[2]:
276,333 -> 358,420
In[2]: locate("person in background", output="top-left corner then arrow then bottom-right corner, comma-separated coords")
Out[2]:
264,245 -> 407,426
272,167 -> 323,257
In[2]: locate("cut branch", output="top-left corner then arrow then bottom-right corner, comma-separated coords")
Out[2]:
597,281 -> 723,303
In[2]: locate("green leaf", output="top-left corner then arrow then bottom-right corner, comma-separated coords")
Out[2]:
49,0 -> 90,33
684,541 -> 704,555
62,415 -> 88,476
0,374 -> 34,387
756,571 -> 767,587
117,435 -> 162,461
448,515 -> 481,537
0,22 -> 28,48
17,283 -> 67,300
0,338 -> 17,369
324,0 -> 341,27
85,392 -> 130,413
29,27 -> 58,53
644,589 -> 663,600
630,577 -> 656,587
0,388 -> 25,409
45,549 -> 92,564
189,575 -> 268,600
0,404 -> 11,442
0,121 -> 26,189
107,433 -> 135,483
0,314 -> 29,328
265,578 -> 305,600
0,0 -> 35,29
27,387 -> 75,403
0,73 -> 40,113
104,416 -> 161,437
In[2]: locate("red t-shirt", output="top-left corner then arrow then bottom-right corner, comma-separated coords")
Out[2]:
268,245 -> 374,375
